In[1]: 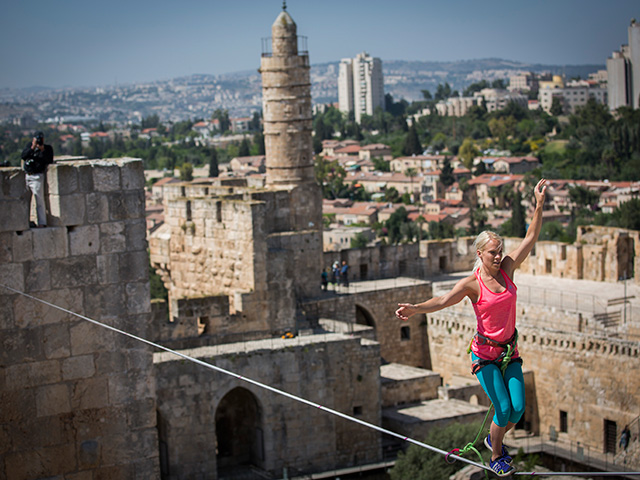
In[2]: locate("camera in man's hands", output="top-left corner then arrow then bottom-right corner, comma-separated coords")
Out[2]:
35,131 -> 44,146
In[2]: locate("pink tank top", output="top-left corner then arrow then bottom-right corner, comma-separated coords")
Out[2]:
471,268 -> 519,361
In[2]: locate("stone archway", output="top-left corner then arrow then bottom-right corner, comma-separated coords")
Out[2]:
215,387 -> 264,476
356,303 -> 376,327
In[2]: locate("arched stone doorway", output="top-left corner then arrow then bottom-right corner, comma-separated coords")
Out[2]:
356,304 -> 376,328
215,387 -> 264,476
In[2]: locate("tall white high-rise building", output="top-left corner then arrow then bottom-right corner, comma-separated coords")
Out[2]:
607,19 -> 640,110
338,52 -> 384,123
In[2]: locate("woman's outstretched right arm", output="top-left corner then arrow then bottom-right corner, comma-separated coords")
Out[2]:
395,275 -> 477,321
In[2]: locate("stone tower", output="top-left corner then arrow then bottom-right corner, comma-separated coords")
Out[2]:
260,4 -> 314,188
150,6 -> 323,338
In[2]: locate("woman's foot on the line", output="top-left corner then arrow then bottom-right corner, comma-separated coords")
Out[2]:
485,434 -> 511,461
489,455 -> 516,477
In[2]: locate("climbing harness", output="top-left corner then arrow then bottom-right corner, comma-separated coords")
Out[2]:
468,330 -> 520,375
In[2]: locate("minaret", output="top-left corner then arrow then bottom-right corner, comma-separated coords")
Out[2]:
260,3 -> 314,187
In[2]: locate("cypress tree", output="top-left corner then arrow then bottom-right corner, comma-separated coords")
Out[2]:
209,147 -> 219,178
511,191 -> 526,237
402,124 -> 422,156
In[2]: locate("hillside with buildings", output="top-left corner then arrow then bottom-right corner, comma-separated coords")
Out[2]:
0,58 -> 604,126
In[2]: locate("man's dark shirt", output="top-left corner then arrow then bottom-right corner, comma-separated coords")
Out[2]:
21,143 -> 54,174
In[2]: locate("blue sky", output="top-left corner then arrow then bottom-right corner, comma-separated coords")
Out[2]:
0,0 -> 637,89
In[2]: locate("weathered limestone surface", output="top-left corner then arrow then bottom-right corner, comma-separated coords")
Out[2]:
303,283 -> 432,368
381,363 -> 442,407
150,182 -> 323,339
507,225 -> 640,285
154,334 -> 382,478
0,160 -> 159,479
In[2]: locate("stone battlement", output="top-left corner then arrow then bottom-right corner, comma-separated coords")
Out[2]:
0,158 -> 145,232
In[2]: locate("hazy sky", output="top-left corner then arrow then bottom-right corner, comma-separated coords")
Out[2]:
1,0 -> 637,89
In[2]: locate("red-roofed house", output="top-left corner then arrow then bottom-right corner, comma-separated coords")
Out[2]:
491,156 -> 540,174
467,174 -> 524,209
229,155 -> 266,175
359,143 -> 391,161
322,201 -> 380,225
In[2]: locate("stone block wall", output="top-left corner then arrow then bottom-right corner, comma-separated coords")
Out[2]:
153,334 -> 382,479
381,364 -> 442,407
305,283 -> 432,368
150,182 -> 323,339
507,225 -> 639,285
0,161 -> 159,479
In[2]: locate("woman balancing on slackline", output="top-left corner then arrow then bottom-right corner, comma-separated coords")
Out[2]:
395,179 -> 547,477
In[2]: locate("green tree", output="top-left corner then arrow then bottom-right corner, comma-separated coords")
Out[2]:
550,97 -> 564,116
212,109 -> 230,133
428,220 -> 455,239
613,198 -> 640,231
435,82 -> 453,101
385,206 -> 409,244
568,185 -> 600,211
390,421 -> 487,480
539,220 -> 572,243
250,132 -> 265,156
141,114 -> 160,129
439,158 -> 455,188
149,262 -> 168,301
384,186 -> 400,203
315,156 -> 347,199
510,191 -> 526,237
458,137 -> 479,170
179,162 -> 194,181
405,167 -> 418,203
238,137 -> 251,157
430,132 -> 447,152
372,156 -> 391,172
403,125 -> 422,156
350,232 -> 370,249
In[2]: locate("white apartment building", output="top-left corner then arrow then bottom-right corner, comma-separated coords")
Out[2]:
435,96 -> 482,116
338,52 -> 384,123
607,19 -> 640,110
538,83 -> 607,114
434,89 -> 526,117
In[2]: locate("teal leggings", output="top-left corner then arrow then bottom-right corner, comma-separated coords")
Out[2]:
472,353 -> 525,428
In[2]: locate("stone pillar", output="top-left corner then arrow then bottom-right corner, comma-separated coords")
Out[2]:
260,8 -> 315,188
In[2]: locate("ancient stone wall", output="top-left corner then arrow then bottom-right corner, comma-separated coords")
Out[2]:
508,225 -> 639,285
0,162 -> 159,479
304,283 -> 432,368
150,184 -> 323,339
322,238 -> 476,282
153,334 -> 382,479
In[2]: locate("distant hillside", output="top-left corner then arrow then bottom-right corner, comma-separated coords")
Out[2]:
0,58 -> 605,124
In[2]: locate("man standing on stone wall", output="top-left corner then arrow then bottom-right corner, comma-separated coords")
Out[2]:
21,131 -> 54,228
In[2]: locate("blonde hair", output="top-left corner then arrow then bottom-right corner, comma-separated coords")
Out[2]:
472,230 -> 503,272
